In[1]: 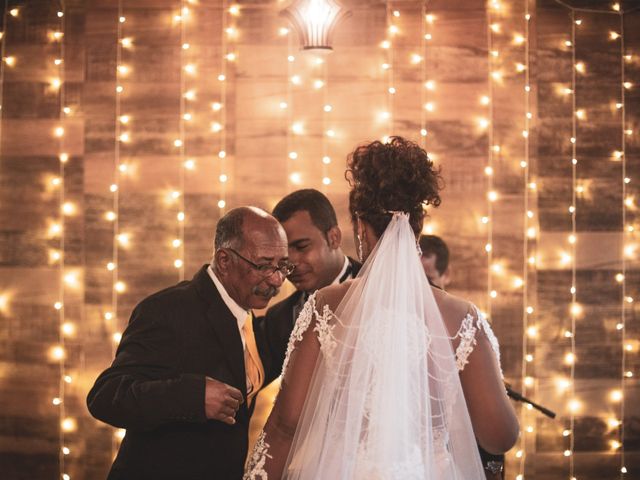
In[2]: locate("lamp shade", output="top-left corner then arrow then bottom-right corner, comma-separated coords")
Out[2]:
282,0 -> 350,51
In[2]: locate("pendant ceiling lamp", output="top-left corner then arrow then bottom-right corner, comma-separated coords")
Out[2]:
282,0 -> 351,51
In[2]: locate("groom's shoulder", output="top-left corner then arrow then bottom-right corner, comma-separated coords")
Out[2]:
348,256 -> 362,275
266,290 -> 303,318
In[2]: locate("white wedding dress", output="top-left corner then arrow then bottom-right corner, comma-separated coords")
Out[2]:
245,214 -> 502,479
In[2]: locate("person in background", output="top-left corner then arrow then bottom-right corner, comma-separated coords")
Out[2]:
419,233 -> 506,480
419,234 -> 451,290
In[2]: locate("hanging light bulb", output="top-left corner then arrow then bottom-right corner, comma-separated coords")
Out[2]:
282,0 -> 351,51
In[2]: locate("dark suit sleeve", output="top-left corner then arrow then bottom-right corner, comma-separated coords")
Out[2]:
87,303 -> 207,431
258,312 -> 286,386
260,296 -> 297,385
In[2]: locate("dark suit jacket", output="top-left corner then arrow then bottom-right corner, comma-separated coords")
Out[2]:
87,265 -> 274,480
261,257 -> 361,385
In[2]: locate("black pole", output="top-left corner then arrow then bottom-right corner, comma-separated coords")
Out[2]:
505,383 -> 556,419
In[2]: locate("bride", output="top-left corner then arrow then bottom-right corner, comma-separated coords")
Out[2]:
246,137 -> 519,479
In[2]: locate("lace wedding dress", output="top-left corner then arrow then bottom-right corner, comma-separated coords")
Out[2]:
245,214 -> 501,479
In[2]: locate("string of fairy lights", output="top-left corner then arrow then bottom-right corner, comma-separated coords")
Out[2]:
566,10 -> 578,476
0,6 -> 7,319
419,3 -> 430,149
175,0 -> 188,280
217,0 -> 231,210
172,2 -> 191,273
518,0 -> 534,477
381,2 -> 393,140
420,12 -> 434,150
485,3 -> 496,321
617,9 -> 629,476
379,4 -> 434,145
377,3 -> 436,234
321,51 -> 331,190
109,0 -> 126,455
0,0 -> 8,147
523,1 -> 535,477
284,15 -> 304,188
281,23 -> 294,188
420,4 -> 427,150
56,5 -> 67,478
280,7 -> 336,191
481,5 -> 536,476
551,2 -> 637,478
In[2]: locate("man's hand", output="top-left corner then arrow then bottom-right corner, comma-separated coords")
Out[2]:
205,377 -> 243,425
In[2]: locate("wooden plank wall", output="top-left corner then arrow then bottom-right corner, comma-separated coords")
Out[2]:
0,0 -> 637,478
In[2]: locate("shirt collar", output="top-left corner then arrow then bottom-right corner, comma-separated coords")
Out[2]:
207,264 -> 250,330
330,256 -> 350,286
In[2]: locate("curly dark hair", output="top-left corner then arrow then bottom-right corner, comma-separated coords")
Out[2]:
346,136 -> 442,237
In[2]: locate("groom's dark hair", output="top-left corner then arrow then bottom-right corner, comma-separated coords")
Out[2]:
272,189 -> 338,234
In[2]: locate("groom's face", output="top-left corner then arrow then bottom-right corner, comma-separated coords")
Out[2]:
282,210 -> 341,293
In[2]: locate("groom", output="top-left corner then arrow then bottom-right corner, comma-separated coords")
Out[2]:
261,189 -> 361,382
87,207 -> 291,479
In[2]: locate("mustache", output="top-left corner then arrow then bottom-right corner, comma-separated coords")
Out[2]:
252,285 -> 279,298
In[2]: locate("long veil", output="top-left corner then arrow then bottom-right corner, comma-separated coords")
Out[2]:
282,213 -> 485,479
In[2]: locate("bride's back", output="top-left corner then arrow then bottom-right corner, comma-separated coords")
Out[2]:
318,279 -> 472,341
315,276 -> 519,457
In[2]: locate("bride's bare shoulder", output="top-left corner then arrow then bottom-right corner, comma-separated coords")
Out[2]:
316,279 -> 355,310
430,287 -> 474,332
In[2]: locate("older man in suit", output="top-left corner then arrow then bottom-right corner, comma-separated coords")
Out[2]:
261,189 -> 360,383
87,207 -> 292,479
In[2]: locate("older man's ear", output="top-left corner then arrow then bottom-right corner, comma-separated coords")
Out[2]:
213,249 -> 231,277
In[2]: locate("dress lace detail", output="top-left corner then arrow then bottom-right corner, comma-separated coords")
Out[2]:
281,292 -> 338,379
313,303 -> 337,361
476,309 -> 503,377
243,431 -> 272,480
454,313 -> 477,371
455,306 -> 502,375
280,292 -> 318,378
477,310 -> 501,364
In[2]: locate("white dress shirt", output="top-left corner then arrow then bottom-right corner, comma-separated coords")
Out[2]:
207,264 -> 249,348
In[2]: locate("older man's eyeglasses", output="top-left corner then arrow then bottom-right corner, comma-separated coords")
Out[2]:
227,248 -> 295,277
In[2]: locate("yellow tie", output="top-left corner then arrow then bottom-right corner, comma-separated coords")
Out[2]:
243,312 -> 264,406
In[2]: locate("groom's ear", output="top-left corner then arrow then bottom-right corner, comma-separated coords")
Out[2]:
326,226 -> 342,250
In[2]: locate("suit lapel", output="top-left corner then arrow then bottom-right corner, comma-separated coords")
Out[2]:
206,301 -> 246,392
290,290 -> 305,327
193,265 -> 246,393
348,256 -> 362,277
